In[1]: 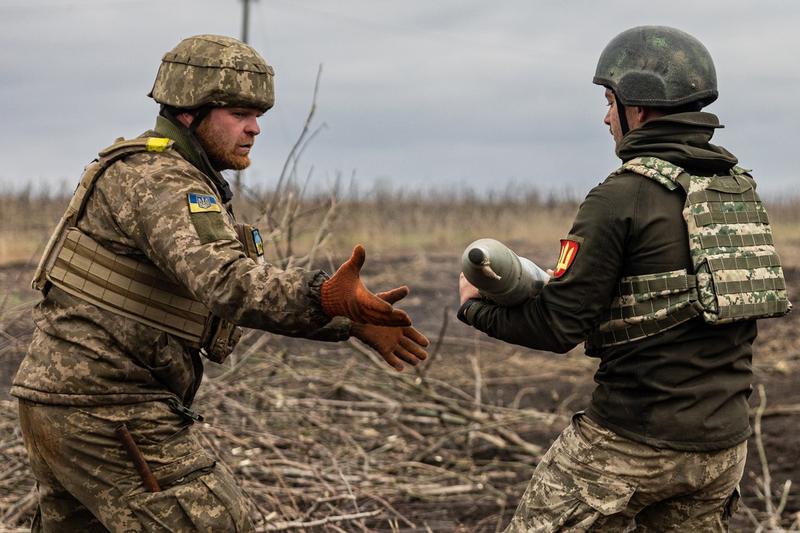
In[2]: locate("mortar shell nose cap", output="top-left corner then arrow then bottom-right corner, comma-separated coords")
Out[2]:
468,247 -> 487,265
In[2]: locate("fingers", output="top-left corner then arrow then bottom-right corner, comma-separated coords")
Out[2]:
398,336 -> 428,360
380,351 -> 404,372
356,297 -> 412,327
459,272 -> 482,305
375,285 -> 409,305
393,344 -> 424,366
329,247 -> 362,280
388,308 -> 412,327
348,244 -> 366,271
403,326 -> 430,347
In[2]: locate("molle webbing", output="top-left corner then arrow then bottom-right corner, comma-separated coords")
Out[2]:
683,166 -> 790,323
693,209 -> 769,227
590,156 -> 791,349
32,136 -> 262,359
49,228 -> 208,345
32,137 -> 174,291
31,136 -> 211,348
588,270 -> 701,347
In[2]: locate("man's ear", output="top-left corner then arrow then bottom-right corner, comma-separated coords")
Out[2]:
628,105 -> 654,130
640,106 -> 667,125
175,112 -> 194,128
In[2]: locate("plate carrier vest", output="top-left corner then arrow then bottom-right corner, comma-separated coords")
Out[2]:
588,156 -> 791,349
31,137 -> 264,362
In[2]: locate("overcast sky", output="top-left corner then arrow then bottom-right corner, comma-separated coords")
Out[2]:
1,0 -> 798,198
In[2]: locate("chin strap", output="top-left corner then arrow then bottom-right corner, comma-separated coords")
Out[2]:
186,106 -> 212,134
615,91 -> 630,136
160,106 -> 234,204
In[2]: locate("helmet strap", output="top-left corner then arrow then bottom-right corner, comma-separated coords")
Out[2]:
615,92 -> 630,136
187,106 -> 213,133
158,105 -> 234,203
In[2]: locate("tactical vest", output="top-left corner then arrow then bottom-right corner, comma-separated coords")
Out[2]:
588,156 -> 791,348
31,137 -> 264,362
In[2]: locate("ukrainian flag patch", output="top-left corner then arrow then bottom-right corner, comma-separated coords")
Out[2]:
188,193 -> 221,213
252,228 -> 264,256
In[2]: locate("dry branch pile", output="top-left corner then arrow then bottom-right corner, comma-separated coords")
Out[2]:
191,329 -> 567,532
0,321 -> 573,531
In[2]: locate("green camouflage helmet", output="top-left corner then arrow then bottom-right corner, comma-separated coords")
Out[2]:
149,34 -> 275,112
593,26 -> 717,108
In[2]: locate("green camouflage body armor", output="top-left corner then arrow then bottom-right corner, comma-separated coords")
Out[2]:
32,137 -> 264,362
589,157 -> 791,348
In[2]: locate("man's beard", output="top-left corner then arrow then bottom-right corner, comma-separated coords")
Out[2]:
195,120 -> 252,171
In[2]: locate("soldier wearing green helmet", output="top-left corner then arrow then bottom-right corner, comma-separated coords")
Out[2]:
459,26 -> 789,530
13,34 -> 428,531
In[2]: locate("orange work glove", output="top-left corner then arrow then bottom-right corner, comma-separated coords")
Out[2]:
321,245 -> 411,327
350,288 -> 430,371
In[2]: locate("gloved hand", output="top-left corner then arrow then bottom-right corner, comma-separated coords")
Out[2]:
351,287 -> 430,371
321,245 -> 412,327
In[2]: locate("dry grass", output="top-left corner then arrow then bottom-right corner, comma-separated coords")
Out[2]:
3,187 -> 799,266
0,191 -> 63,266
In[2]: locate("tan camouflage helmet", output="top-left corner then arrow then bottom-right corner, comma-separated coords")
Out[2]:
593,26 -> 717,108
149,34 -> 275,112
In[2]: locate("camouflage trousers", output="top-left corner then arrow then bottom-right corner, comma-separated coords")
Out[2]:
18,399 -> 255,532
504,413 -> 746,532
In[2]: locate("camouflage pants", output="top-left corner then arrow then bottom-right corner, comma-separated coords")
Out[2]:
504,413 -> 745,532
18,399 -> 255,532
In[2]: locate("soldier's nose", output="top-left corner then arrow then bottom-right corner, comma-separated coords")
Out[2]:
245,117 -> 260,136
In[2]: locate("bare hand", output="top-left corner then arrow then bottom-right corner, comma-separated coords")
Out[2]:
459,272 -> 481,306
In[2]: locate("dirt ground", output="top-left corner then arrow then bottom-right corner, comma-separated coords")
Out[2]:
0,250 -> 798,531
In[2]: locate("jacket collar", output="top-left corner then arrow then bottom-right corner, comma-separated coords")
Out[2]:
154,114 -> 234,203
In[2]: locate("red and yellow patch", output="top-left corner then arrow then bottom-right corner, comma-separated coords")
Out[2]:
553,239 -> 580,278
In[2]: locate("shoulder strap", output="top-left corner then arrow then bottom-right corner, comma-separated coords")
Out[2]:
32,137 -> 174,290
71,137 -> 174,226
611,156 -> 687,192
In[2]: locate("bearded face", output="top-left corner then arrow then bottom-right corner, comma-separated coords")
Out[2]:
194,108 -> 261,171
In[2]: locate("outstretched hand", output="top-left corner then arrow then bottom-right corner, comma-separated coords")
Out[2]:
321,245 -> 412,327
350,286 -> 430,372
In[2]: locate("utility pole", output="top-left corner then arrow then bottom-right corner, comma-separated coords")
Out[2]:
235,0 -> 257,195
241,0 -> 252,44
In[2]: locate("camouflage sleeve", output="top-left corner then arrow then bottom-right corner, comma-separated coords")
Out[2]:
107,153 -> 349,340
460,180 -> 628,353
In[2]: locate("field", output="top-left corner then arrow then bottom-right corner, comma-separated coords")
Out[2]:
1,189 -> 799,532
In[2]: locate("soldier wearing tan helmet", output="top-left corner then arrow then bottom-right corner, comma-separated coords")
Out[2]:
13,34 -> 428,531
459,26 -> 790,530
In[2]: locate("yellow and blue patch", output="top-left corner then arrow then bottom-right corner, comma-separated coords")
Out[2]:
252,228 -> 264,256
187,193 -> 221,214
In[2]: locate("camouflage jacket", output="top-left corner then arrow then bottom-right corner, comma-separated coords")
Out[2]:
460,113 -> 760,451
12,115 -> 350,407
